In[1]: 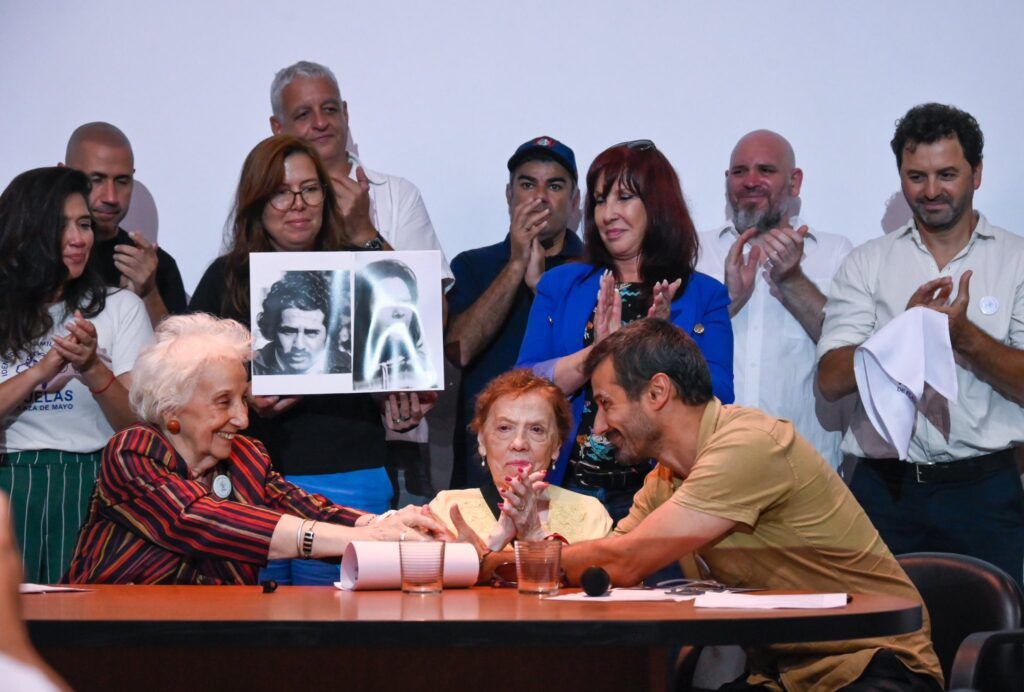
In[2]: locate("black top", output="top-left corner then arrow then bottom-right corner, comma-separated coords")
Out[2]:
94,228 -> 189,315
446,230 -> 584,488
189,256 -> 387,476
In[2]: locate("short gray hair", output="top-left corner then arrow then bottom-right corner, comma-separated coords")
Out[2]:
130,314 -> 253,425
270,61 -> 342,120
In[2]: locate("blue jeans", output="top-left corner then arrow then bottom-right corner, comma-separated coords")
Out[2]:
260,467 -> 393,586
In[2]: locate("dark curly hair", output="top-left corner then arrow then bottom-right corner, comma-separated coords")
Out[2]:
583,142 -> 698,307
891,103 -> 984,170
256,271 -> 331,338
0,167 -> 106,357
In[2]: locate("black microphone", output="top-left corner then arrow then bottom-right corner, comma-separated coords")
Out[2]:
581,566 -> 611,597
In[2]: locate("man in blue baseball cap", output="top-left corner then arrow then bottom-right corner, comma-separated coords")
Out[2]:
446,136 -> 583,488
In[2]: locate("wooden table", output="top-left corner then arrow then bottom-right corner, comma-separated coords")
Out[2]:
24,586 -> 922,692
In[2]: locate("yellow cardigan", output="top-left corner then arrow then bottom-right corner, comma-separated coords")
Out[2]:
429,485 -> 613,544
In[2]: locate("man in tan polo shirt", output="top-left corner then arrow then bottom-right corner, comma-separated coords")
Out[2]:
555,320 -> 941,691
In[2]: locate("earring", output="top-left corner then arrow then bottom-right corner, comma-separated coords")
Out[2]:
480,454 -> 486,468
167,419 -> 181,435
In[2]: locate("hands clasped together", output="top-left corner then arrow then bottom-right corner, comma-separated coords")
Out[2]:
725,223 -> 810,313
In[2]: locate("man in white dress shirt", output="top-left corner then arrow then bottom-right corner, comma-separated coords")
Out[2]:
818,103 -> 1024,586
269,60 -> 453,289
697,130 -> 852,469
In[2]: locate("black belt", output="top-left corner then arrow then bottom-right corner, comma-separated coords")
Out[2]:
573,465 -> 644,491
858,448 -> 1016,484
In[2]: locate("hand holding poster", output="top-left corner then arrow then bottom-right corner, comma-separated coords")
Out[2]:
250,250 -> 443,395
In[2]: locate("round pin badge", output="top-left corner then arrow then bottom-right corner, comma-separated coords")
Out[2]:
212,474 -> 232,499
980,296 -> 999,315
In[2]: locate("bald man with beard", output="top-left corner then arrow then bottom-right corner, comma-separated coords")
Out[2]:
63,122 -> 188,327
696,130 -> 853,470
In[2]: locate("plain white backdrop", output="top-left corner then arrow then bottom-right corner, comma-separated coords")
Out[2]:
2,1 -> 1022,294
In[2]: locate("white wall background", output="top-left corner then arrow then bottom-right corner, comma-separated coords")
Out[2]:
2,1 -> 1022,295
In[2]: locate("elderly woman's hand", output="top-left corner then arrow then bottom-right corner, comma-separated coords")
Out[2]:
594,270 -> 622,343
499,469 -> 549,542
363,504 -> 449,542
646,279 -> 682,321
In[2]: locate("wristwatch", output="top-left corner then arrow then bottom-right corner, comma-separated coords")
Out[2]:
364,233 -> 385,250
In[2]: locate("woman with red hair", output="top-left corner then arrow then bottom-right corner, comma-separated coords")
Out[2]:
517,141 -> 734,521
429,369 -> 612,547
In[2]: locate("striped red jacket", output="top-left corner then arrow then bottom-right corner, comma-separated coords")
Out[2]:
64,424 -> 365,584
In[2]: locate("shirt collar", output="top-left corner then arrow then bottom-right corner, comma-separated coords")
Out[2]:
656,397 -> 721,485
897,211 -> 995,259
346,153 -> 386,186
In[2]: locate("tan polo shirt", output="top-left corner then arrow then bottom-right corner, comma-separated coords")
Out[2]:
615,400 -> 942,691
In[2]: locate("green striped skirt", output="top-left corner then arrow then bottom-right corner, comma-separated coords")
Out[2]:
0,449 -> 101,584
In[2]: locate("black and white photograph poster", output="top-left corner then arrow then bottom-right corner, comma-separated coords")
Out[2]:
249,250 -> 444,395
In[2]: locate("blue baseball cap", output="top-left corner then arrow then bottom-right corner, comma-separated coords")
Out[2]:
507,136 -> 578,182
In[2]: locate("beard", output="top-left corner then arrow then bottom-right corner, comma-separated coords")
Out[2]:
609,406 -> 660,467
910,192 -> 971,232
732,201 -> 785,235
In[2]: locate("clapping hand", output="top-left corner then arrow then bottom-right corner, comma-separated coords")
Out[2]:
498,468 -> 549,542
594,270 -> 622,342
646,279 -> 682,320
51,311 -> 99,374
114,231 -> 159,299
724,227 -> 762,315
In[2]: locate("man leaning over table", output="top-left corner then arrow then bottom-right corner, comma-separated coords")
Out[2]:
459,320 -> 941,692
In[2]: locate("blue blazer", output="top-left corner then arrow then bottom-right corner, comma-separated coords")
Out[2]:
516,263 -> 735,485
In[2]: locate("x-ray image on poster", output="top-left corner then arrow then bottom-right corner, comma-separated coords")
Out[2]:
250,250 -> 443,395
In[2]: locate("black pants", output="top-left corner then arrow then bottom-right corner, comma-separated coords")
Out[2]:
849,458 -> 1024,588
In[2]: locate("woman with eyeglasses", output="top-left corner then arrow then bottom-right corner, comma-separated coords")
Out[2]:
190,135 -> 415,585
516,140 -> 734,521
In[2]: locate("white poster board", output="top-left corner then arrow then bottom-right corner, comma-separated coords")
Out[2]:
249,250 -> 444,395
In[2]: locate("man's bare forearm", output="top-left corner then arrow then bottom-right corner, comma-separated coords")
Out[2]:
817,345 -> 858,401
446,261 -> 527,367
774,270 -> 826,342
956,322 -> 1024,404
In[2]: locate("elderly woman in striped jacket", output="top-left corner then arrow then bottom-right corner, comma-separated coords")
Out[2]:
65,314 -> 444,585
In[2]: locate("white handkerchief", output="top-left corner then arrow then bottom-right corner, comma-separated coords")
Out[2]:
853,307 -> 958,459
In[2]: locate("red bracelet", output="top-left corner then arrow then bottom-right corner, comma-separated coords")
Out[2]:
88,372 -> 117,396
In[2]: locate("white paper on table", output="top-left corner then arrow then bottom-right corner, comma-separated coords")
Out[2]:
546,588 -> 697,603
19,583 -> 89,594
335,541 -> 479,590
694,592 -> 847,609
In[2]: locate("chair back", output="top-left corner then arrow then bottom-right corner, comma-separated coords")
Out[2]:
897,552 -> 1023,685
